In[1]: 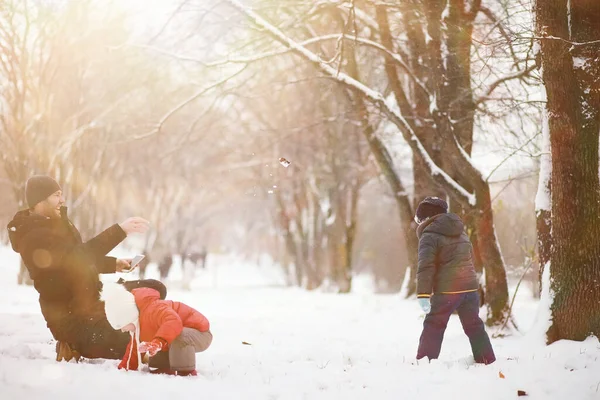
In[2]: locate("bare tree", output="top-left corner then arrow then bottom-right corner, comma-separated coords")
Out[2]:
216,0 -> 528,325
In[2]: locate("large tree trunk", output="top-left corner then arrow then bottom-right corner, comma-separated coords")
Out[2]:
422,0 -> 509,325
536,0 -> 600,342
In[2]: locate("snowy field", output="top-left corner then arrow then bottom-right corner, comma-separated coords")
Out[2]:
0,245 -> 599,400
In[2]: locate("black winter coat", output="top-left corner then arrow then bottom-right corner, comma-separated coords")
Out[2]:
7,207 -> 126,334
416,213 -> 478,296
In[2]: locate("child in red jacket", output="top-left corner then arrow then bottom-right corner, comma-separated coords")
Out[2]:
101,282 -> 212,376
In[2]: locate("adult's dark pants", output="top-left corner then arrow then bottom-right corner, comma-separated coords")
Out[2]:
416,291 -> 496,364
48,315 -> 130,359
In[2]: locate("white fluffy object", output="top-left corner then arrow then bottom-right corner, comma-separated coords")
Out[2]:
101,282 -> 139,330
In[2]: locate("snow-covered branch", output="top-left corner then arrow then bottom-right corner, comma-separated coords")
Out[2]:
225,0 -> 476,206
134,35 -> 429,96
535,35 -> 600,46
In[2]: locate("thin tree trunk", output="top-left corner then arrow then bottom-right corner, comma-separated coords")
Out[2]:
474,194 -> 510,325
342,26 -> 419,292
339,185 -> 359,293
275,192 -> 304,286
395,4 -> 446,297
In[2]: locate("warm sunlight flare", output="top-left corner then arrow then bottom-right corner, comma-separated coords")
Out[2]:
1,0 -> 599,398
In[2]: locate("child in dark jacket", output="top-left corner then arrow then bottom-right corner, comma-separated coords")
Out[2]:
414,197 -> 495,364
101,282 -> 212,376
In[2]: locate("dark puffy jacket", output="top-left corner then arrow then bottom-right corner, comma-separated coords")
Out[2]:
7,207 -> 126,329
416,213 -> 478,296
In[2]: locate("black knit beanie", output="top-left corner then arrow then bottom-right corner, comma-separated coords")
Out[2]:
25,175 -> 61,208
415,196 -> 448,224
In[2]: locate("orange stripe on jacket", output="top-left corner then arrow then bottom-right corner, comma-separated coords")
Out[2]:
417,288 -> 478,298
440,289 -> 478,294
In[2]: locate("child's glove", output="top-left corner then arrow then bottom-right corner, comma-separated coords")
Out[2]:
418,297 -> 431,314
139,339 -> 164,357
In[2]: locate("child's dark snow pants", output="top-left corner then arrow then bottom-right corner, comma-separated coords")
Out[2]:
149,328 -> 212,372
416,291 -> 496,364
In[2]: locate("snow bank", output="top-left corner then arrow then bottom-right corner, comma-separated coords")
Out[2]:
1,245 -> 598,399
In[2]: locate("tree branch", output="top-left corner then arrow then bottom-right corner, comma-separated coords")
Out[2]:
121,64 -> 248,143
132,34 -> 430,98
225,0 -> 476,206
478,6 -> 521,67
475,64 -> 537,105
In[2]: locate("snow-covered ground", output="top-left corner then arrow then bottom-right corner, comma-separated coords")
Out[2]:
0,245 -> 598,400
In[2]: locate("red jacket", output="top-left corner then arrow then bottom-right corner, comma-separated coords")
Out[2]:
134,287 -> 210,343
119,288 -> 210,370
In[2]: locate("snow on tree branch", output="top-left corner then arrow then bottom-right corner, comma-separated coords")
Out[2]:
134,35 -> 429,97
225,0 -> 476,206
535,35 -> 600,46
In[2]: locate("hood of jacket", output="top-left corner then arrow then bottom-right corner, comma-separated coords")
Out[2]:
7,209 -> 52,253
7,206 -> 71,253
416,213 -> 465,239
133,287 -> 162,311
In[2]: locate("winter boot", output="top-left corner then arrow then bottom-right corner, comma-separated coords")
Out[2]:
55,341 -> 81,362
176,370 -> 197,377
149,368 -> 176,375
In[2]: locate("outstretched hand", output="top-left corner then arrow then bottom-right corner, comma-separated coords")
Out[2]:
119,217 -> 149,235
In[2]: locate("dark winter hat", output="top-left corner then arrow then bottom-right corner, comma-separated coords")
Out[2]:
25,175 -> 61,208
415,196 -> 448,224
